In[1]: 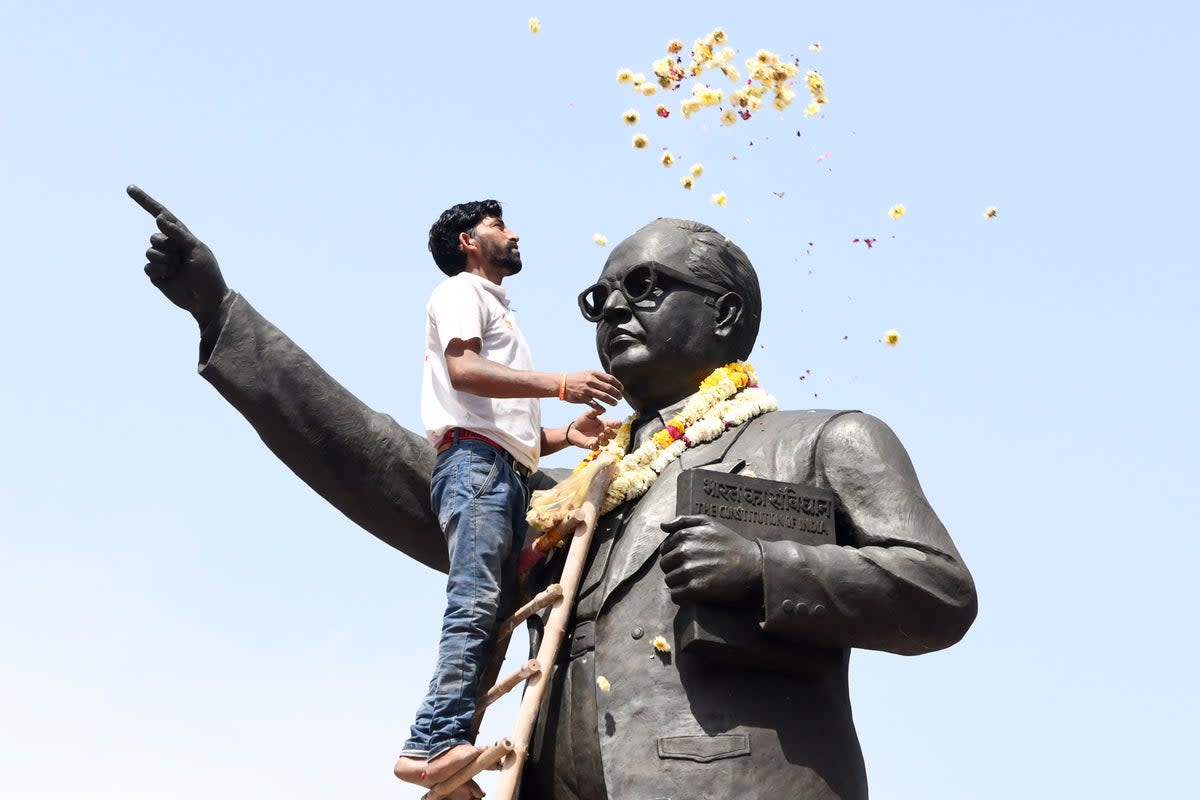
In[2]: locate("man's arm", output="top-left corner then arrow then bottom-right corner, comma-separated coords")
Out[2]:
757,412 -> 977,655
539,409 -> 622,457
445,340 -> 622,410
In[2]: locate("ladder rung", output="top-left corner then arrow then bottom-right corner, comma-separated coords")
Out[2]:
471,659 -> 540,728
422,737 -> 514,800
496,584 -> 563,641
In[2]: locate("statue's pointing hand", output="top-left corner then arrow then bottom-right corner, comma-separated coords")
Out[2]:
659,515 -> 765,609
128,185 -> 229,328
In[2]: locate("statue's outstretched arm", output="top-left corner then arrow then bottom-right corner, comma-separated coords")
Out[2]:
129,186 -> 446,572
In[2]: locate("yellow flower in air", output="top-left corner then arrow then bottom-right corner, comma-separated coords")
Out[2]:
528,17 -> 540,34
720,108 -> 737,126
884,330 -> 901,347
597,676 -> 612,692
809,42 -> 822,52
652,635 -> 671,653
632,133 -> 649,149
640,83 -> 658,96
711,28 -> 727,45
690,163 -> 704,178
680,98 -> 703,118
594,233 -> 608,246
711,190 -> 728,206
660,151 -> 675,167
680,176 -> 695,190
888,204 -> 906,219
667,38 -> 684,54
983,205 -> 998,219
622,108 -> 640,125
804,102 -> 821,117
617,68 -> 634,84
632,72 -> 647,86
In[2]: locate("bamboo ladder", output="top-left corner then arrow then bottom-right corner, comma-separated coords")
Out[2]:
421,455 -> 617,800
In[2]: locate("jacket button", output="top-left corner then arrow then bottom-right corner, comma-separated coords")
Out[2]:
794,601 -> 809,614
811,604 -> 827,616
630,626 -> 644,639
781,599 -> 795,614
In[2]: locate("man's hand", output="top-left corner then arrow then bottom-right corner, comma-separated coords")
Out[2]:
128,185 -> 230,328
561,370 -> 623,411
659,515 -> 764,608
566,408 -> 621,449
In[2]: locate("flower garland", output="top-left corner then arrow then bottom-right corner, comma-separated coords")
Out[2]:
527,362 -> 777,533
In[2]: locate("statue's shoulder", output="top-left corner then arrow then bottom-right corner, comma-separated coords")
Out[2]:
726,408 -> 855,468
755,407 -> 857,437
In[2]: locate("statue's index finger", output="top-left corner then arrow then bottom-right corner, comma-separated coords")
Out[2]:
126,184 -> 176,221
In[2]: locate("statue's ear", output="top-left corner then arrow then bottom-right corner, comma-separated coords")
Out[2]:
713,291 -> 743,340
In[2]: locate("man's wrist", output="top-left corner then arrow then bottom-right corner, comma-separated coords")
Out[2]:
565,420 -> 577,445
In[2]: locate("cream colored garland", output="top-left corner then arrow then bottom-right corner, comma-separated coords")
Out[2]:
527,362 -> 777,534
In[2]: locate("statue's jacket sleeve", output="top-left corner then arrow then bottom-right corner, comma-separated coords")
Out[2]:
757,410 -> 977,655
196,292 -> 449,573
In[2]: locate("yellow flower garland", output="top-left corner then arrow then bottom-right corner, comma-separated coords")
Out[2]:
527,362 -> 777,535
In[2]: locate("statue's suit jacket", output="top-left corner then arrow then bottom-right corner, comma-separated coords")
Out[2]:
198,295 -> 977,800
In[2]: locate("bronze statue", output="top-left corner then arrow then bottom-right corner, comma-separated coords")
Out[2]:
130,185 -> 977,800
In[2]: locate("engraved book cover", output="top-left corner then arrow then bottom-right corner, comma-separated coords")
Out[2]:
673,468 -> 841,675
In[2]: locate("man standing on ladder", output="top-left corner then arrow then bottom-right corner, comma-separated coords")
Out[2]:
392,199 -> 622,797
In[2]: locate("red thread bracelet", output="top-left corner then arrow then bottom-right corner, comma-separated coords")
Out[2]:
558,373 -> 566,401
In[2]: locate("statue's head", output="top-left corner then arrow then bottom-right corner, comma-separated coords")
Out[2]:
428,199 -> 522,277
579,218 -> 762,412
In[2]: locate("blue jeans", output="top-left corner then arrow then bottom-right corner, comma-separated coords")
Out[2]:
400,438 -> 529,760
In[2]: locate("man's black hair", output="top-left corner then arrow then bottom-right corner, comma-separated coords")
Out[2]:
428,199 -> 504,276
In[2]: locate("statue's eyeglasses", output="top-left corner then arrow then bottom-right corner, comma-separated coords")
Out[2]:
578,262 -> 727,322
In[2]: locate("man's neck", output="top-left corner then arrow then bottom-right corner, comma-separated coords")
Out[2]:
462,262 -> 506,286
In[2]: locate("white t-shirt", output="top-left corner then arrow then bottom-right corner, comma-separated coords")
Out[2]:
421,272 -> 541,471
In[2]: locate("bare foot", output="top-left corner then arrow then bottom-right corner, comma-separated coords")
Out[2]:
393,744 -> 483,787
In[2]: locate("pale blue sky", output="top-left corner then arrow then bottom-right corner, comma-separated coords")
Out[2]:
2,2 -> 1196,798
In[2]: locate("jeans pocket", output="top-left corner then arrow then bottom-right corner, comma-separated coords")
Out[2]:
468,450 -> 502,500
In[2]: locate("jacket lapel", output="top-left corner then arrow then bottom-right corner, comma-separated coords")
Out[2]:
598,434 -> 749,606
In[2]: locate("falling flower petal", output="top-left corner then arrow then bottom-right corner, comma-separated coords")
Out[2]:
711,190 -> 728,206
884,330 -> 901,347
617,68 -> 634,84
622,108 -> 640,125
809,42 -> 822,52
655,103 -> 670,118
652,635 -> 672,653
680,176 -> 695,190
597,676 -> 612,692
632,133 -> 650,149
983,205 -> 998,219
528,17 -> 541,34
594,233 -> 608,246
689,163 -> 704,178
660,151 -> 675,167
888,204 -> 906,219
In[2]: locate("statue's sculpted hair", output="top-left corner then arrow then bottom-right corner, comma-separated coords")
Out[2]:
641,218 -> 762,359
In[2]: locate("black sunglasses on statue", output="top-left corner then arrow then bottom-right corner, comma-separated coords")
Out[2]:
578,262 -> 728,321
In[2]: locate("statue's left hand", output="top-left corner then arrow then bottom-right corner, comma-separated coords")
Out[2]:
659,515 -> 764,608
